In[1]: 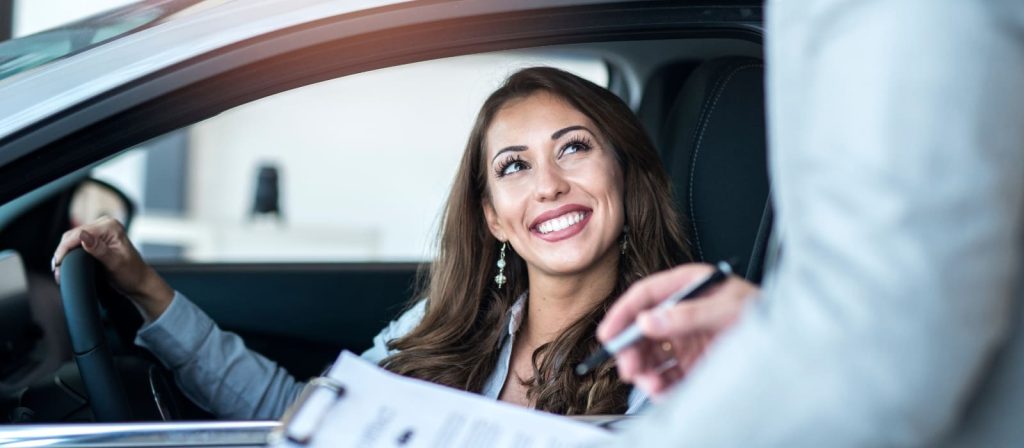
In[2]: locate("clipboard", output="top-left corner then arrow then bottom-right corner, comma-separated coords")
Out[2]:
271,376 -> 346,445
268,351 -> 614,448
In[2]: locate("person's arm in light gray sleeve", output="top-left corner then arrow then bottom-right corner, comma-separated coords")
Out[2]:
135,291 -> 304,420
605,1 -> 1024,446
360,299 -> 427,364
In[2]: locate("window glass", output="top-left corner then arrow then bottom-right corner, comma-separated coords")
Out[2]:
1,0 -> 208,81
91,50 -> 609,262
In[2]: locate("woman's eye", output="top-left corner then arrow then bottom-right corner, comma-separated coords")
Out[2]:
503,161 -> 525,176
496,157 -> 528,177
559,138 -> 592,158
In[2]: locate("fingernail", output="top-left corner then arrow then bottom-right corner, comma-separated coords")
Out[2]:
80,231 -> 95,246
50,257 -> 56,272
639,311 -> 667,333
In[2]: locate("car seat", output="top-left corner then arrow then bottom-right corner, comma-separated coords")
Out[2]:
645,57 -> 772,283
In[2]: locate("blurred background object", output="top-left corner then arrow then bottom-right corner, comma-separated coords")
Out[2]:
251,164 -> 282,222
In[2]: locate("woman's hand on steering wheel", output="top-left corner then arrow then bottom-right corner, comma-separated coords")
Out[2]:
52,216 -> 174,322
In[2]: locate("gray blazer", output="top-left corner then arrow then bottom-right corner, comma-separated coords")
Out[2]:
602,0 -> 1024,446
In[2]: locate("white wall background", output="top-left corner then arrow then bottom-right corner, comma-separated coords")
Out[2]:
180,52 -> 607,261
92,51 -> 608,262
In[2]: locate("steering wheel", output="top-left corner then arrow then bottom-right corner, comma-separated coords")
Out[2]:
59,249 -> 133,422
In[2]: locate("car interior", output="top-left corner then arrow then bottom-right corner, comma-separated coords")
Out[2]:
0,32 -> 769,424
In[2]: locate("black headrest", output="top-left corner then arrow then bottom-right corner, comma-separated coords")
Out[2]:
660,57 -> 771,282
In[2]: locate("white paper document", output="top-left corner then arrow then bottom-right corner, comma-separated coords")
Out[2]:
273,351 -> 613,448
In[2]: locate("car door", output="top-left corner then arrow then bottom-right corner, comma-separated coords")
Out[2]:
0,0 -> 764,431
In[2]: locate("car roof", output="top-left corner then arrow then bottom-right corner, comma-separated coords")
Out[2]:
0,0 -> 694,142
0,0 -> 407,141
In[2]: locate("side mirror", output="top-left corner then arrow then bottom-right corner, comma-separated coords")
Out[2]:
68,179 -> 135,229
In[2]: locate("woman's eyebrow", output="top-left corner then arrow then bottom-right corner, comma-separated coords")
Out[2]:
551,125 -> 592,140
490,125 -> 592,163
492,145 -> 527,163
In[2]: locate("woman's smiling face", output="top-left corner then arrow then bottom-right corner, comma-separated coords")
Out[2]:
483,92 -> 625,279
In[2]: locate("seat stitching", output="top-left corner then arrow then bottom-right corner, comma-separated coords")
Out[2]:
678,74 -> 731,258
688,63 -> 763,261
666,71 -> 725,173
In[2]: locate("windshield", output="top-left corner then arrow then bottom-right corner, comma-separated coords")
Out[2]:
0,0 -> 210,81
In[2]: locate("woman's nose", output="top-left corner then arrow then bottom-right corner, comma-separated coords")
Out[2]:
533,164 -> 570,202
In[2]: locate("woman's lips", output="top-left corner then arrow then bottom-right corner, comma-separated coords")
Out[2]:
530,205 -> 593,242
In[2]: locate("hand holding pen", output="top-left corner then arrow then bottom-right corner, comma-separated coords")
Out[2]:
588,261 -> 760,398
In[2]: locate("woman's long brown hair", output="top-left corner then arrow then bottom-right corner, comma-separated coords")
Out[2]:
381,67 -> 690,415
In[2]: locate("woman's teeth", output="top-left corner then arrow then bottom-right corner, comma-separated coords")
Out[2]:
537,211 -> 587,234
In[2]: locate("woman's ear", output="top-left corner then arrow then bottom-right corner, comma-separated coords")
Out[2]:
482,199 -> 507,242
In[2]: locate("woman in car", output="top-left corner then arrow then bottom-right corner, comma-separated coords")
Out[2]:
51,67 -> 692,419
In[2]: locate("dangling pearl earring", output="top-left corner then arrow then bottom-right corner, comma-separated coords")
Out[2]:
495,242 -> 507,289
620,225 -> 629,255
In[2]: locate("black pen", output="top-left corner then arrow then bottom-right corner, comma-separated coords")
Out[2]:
575,260 -> 734,376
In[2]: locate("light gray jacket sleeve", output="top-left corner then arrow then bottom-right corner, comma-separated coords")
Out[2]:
135,292 -> 304,420
136,293 -> 427,420
603,1 -> 1024,446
